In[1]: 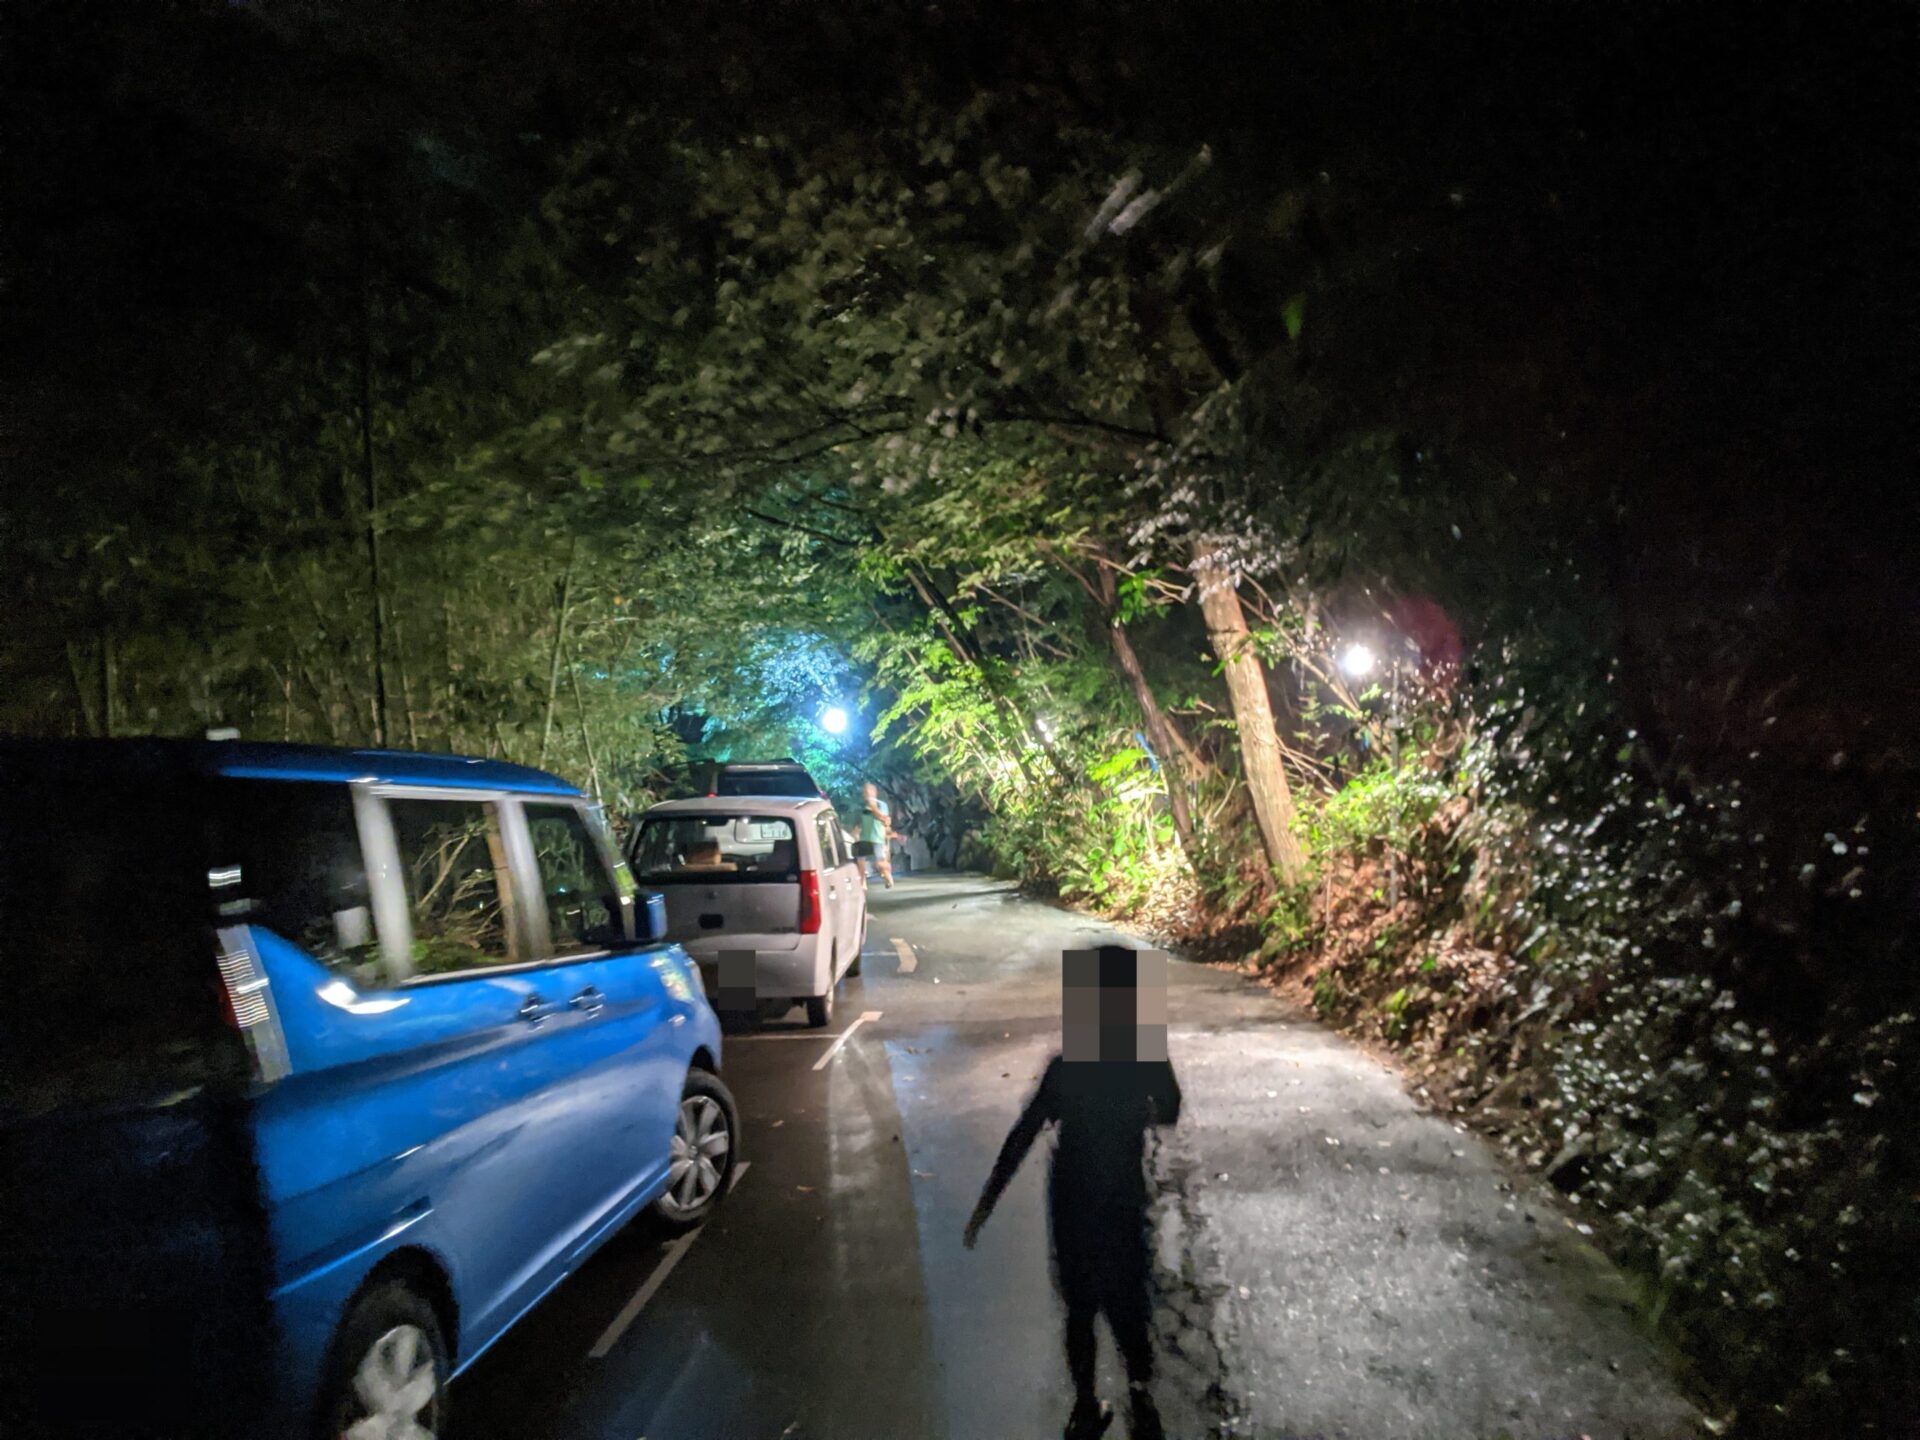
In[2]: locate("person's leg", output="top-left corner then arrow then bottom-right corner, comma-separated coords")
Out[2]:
1065,1299 -> 1097,1405
877,849 -> 894,887
1108,1295 -> 1161,1440
1104,1218 -> 1160,1440
1055,1219 -> 1112,1439
1062,1297 -> 1111,1437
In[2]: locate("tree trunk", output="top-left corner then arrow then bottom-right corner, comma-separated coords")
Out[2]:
66,640 -> 101,736
442,595 -> 459,751
1192,542 -> 1307,884
1093,563 -> 1204,866
359,311 -> 388,746
357,212 -> 389,747
537,538 -> 578,768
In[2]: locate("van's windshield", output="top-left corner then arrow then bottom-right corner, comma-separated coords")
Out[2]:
631,814 -> 799,881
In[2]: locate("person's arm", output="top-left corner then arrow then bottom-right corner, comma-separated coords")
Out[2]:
1145,1059 -> 1182,1127
964,1058 -> 1060,1247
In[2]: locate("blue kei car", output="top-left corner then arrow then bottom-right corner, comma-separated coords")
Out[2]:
0,740 -> 736,1440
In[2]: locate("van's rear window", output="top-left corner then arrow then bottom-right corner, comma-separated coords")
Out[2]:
0,749 -> 361,1112
631,815 -> 798,880
716,770 -> 817,797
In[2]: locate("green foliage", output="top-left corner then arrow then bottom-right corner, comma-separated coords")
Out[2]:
1277,614 -> 1918,1430
1307,760 -> 1452,860
1311,972 -> 1344,1019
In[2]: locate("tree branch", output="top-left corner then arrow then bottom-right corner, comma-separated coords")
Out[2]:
741,506 -> 864,548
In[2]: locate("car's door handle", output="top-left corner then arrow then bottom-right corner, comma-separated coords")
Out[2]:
519,994 -> 555,1025
569,985 -> 605,1015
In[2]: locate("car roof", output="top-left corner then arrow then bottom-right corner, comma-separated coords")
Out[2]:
642,795 -> 834,816
0,738 -> 583,797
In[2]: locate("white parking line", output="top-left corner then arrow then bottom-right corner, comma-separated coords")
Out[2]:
587,1162 -> 752,1360
733,1031 -> 845,1042
589,1232 -> 695,1359
891,937 -> 917,974
812,1010 -> 883,1071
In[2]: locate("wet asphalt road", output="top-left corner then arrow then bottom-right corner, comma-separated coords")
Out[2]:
454,873 -> 1701,1440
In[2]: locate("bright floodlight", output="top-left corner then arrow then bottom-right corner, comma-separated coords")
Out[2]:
821,706 -> 850,735
1036,716 -> 1056,740
1339,643 -> 1377,680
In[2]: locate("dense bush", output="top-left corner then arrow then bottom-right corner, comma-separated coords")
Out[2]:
1275,648 -> 1920,1435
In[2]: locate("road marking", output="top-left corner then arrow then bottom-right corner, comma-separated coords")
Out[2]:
735,1030 -> 854,1042
812,1010 -> 883,1071
590,1231 -> 698,1359
735,1031 -> 820,1041
891,937 -> 917,973
588,1161 -> 752,1360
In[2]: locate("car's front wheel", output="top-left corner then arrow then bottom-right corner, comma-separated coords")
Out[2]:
652,1069 -> 740,1230
318,1279 -> 447,1440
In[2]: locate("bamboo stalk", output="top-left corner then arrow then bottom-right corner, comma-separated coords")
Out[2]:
570,656 -> 604,804
537,537 -> 579,768
65,640 -> 101,737
392,610 -> 421,751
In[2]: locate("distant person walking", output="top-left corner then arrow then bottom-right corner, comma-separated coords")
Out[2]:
965,946 -> 1181,1440
859,780 -> 894,888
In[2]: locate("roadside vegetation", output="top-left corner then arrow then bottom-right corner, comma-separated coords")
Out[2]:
5,4 -> 1911,1432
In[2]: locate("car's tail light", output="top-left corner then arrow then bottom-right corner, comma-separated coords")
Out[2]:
214,926 -> 292,1083
798,869 -> 823,934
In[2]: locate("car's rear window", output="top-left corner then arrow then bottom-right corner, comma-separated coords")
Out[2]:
1,749 -> 232,1112
0,751 -> 365,1113
632,814 -> 799,880
715,770 -> 818,797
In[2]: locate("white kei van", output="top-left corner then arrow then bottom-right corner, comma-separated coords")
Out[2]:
626,796 -> 867,1026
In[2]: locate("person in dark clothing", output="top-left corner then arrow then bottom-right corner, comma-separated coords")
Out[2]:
964,946 -> 1183,1440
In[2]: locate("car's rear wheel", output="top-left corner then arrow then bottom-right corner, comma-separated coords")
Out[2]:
652,1069 -> 740,1230
805,973 -> 835,1028
318,1279 -> 447,1440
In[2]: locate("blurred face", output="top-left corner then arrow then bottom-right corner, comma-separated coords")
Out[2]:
1061,945 -> 1169,1062
863,782 -> 878,801
716,948 -> 756,1013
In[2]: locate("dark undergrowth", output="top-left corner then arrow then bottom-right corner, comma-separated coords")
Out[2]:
1165,736 -> 1917,1437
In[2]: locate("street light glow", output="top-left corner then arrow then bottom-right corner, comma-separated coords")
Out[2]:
1339,643 -> 1377,680
821,705 -> 849,735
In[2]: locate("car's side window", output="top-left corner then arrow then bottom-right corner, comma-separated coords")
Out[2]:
525,802 -> 622,955
387,797 -> 521,975
211,780 -> 379,979
816,814 -> 841,869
